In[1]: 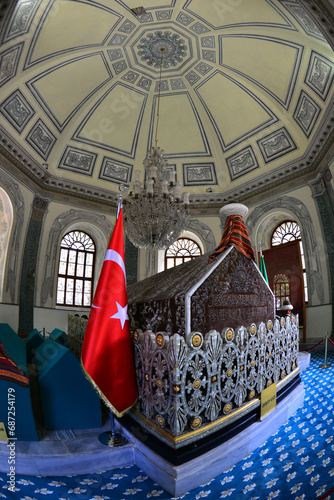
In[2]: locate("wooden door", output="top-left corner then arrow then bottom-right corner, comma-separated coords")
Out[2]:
262,241 -> 305,335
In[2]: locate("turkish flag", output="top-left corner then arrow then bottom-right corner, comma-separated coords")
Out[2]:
81,207 -> 138,417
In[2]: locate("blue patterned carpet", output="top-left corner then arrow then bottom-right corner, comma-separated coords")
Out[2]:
1,352 -> 334,500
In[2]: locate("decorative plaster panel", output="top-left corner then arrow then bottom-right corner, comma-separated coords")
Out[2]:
0,43 -> 23,87
0,90 -> 35,133
25,119 -> 56,161
281,0 -> 327,40
183,163 -> 217,186
305,51 -> 334,101
1,0 -> 40,43
257,127 -> 297,163
294,90 -> 321,137
226,146 -> 260,181
58,147 -> 97,177
99,157 -> 133,185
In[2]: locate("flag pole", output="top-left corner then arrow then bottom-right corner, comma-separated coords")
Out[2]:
99,410 -> 128,447
258,242 -> 269,285
116,184 -> 124,219
320,332 -> 331,369
98,184 -> 129,448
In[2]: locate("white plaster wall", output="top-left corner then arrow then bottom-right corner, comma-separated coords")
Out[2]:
0,303 -> 88,336
34,306 -> 89,335
305,305 -> 332,339
0,304 -> 19,332
199,214 -> 222,243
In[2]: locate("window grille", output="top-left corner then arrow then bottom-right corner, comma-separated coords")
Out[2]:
165,238 -> 202,269
271,220 -> 308,302
273,273 -> 290,310
272,220 -> 301,246
57,231 -> 95,307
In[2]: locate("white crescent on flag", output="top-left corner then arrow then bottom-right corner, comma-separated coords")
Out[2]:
105,249 -> 126,277
91,249 -> 126,310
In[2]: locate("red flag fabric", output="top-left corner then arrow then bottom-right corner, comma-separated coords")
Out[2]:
81,207 -> 138,417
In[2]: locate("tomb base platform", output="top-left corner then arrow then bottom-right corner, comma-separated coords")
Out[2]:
117,380 -> 305,496
0,354 -> 308,496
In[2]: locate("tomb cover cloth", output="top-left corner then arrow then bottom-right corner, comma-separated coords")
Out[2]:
81,207 -> 138,418
208,214 -> 255,263
0,341 -> 29,387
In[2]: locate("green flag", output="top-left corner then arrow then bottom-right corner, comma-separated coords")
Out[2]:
260,254 -> 269,285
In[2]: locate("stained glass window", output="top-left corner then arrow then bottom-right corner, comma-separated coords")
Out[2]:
57,231 -> 95,307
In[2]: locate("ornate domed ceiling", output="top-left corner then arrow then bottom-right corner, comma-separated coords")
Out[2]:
0,0 -> 333,213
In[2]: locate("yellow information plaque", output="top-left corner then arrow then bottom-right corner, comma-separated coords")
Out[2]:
260,383 -> 277,420
0,423 -> 8,443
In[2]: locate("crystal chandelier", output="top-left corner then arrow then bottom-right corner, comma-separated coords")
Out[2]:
123,48 -> 190,250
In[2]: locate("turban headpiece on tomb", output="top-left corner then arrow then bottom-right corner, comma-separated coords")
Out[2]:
208,204 -> 255,263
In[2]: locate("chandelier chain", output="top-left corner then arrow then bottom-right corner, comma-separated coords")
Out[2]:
123,42 -> 189,249
154,47 -> 165,150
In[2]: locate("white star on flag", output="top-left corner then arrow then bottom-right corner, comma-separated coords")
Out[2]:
111,301 -> 129,329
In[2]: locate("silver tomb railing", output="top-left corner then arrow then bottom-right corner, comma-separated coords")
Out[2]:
68,314 -> 299,448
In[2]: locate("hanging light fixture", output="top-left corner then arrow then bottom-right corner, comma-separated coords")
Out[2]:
122,47 -> 190,250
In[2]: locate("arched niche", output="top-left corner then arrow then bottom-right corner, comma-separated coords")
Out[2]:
0,187 -> 13,302
0,168 -> 25,303
40,209 -> 113,307
246,196 -> 324,305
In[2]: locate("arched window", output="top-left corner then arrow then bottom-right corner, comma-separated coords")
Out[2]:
271,220 -> 301,245
165,237 -> 202,269
273,273 -> 290,310
271,220 -> 308,302
57,231 -> 95,307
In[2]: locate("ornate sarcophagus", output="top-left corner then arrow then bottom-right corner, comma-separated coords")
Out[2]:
127,245 -> 275,335
67,205 -> 301,463
126,316 -> 299,457
124,208 -> 300,458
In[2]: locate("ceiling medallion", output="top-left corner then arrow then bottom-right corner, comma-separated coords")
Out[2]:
137,31 -> 187,68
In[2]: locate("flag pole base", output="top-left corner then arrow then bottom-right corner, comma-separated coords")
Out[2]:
98,431 -> 128,447
319,363 -> 331,369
